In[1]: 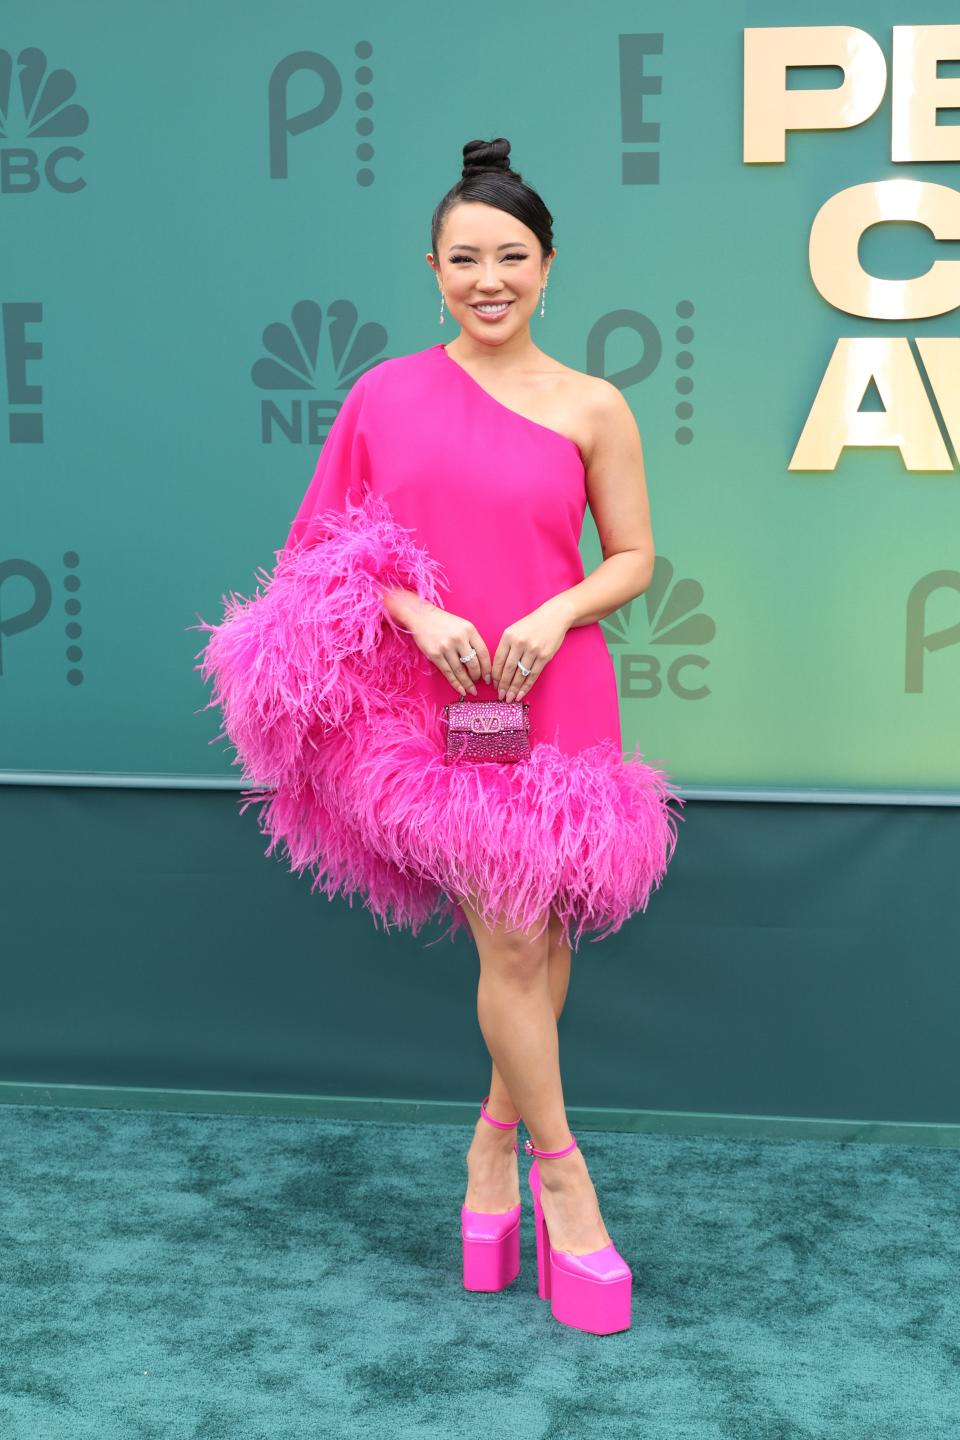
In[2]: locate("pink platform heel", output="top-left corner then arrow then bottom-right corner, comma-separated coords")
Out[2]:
461,1095 -> 522,1292
526,1135 -> 633,1335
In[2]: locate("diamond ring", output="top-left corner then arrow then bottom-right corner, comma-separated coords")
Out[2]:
517,661 -> 531,677
459,647 -> 477,664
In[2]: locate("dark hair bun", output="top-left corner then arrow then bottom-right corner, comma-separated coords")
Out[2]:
462,137 -> 513,179
430,134 -> 551,260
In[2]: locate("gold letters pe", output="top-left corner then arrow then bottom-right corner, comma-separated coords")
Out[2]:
744,25 -> 960,471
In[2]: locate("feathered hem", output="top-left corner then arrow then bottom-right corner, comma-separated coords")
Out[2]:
191,491 -> 683,951
238,694 -> 684,952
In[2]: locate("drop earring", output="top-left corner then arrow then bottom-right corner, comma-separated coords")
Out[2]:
439,290 -> 445,325
539,280 -> 548,317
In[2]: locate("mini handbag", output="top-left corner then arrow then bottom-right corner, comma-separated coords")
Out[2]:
440,692 -> 531,765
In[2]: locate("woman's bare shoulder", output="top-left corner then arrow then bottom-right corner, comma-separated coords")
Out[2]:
551,363 -> 639,463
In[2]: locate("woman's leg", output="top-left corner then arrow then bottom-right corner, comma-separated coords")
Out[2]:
484,909 -> 571,1123
459,895 -> 613,1257
463,911 -> 569,1214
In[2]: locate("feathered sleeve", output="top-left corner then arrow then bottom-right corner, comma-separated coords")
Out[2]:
190,367 -> 449,789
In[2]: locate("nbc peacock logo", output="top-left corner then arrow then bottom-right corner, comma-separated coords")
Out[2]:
601,556 -> 716,700
0,47 -> 89,193
251,299 -> 388,445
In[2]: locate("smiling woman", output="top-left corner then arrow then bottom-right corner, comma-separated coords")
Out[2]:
193,134 -> 682,1336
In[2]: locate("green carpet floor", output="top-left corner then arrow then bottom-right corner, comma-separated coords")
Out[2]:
1,1103 -> 957,1438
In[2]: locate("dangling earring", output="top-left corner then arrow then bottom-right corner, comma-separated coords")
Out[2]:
439,290 -> 445,325
539,280 -> 548,317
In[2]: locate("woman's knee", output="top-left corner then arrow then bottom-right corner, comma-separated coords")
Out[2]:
459,895 -> 551,980
482,932 -> 551,988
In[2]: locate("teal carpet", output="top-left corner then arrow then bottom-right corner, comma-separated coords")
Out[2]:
1,1104 -> 957,1438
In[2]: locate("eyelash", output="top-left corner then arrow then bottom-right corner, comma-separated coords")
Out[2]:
450,253 -> 528,264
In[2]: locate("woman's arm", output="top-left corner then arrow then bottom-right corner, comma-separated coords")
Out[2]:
381,584 -> 436,630
552,380 -> 654,630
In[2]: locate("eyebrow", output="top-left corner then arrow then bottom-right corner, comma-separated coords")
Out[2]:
447,242 -> 529,252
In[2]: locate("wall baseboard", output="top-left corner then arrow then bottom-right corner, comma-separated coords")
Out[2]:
2,1081 -> 957,1147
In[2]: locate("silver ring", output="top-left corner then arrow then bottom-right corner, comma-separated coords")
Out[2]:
459,647 -> 477,664
517,661 -> 531,677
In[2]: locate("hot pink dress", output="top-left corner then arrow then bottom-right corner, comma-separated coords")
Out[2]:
194,341 -> 683,949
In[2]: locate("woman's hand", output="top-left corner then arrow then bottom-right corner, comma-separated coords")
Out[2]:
402,600 -> 492,696
491,598 -> 573,702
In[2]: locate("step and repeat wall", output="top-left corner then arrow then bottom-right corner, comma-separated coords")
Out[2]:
3,3 -> 958,795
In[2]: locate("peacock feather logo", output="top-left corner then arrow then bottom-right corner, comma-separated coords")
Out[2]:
0,48 -> 89,139
251,300 -> 388,392
601,556 -> 715,648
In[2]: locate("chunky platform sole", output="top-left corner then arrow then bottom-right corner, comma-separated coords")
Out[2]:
461,1205 -> 522,1291
529,1158 -> 632,1335
460,1099 -> 524,1294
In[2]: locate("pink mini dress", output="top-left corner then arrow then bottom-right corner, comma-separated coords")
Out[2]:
194,341 -> 683,949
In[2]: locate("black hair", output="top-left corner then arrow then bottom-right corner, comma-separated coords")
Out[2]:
431,137 -> 554,262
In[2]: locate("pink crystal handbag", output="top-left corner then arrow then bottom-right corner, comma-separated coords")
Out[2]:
440,692 -> 531,765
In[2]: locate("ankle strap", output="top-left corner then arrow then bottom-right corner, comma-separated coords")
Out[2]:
480,1094 -> 521,1130
524,1134 -> 578,1159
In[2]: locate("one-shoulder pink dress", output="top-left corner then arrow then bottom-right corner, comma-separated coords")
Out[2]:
194,341 -> 683,949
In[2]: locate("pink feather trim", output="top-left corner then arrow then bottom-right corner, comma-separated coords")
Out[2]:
240,691 -> 683,952
189,492 -> 450,791
191,492 -> 684,950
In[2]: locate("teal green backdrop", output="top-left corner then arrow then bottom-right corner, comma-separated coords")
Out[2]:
3,1 -> 959,794
2,4 -> 959,1139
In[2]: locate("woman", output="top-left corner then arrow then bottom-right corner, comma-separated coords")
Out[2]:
193,137 -> 683,1336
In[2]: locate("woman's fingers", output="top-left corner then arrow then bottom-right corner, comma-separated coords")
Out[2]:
491,633 -> 541,699
435,650 -> 473,694
442,628 -> 490,695
416,613 -> 494,696
502,652 -> 541,702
